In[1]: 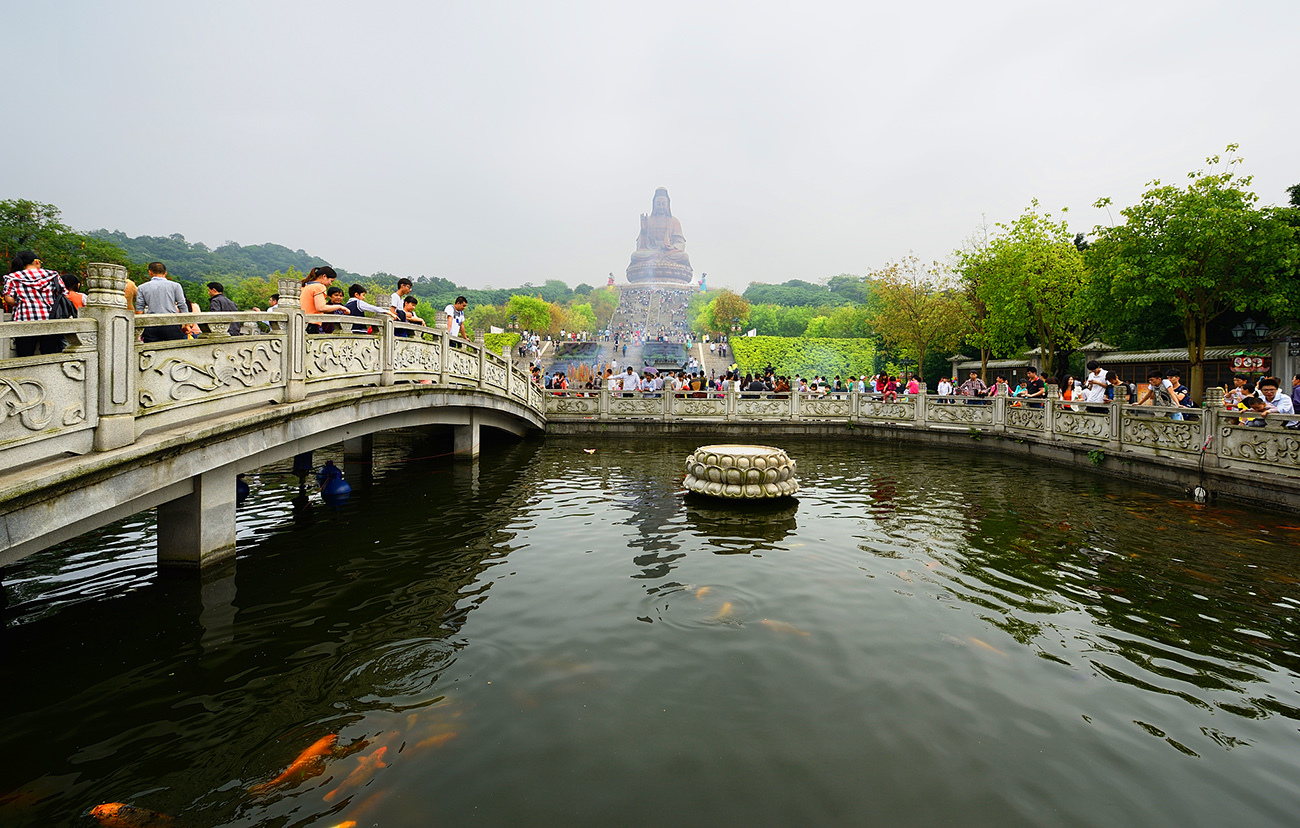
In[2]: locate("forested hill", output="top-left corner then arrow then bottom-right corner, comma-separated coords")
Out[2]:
88,230 -> 363,283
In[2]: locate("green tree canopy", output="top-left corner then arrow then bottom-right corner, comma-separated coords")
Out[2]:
969,201 -> 1092,379
1090,146 -> 1299,399
867,255 -> 968,385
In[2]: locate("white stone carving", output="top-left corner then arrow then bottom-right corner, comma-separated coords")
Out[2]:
140,341 -> 284,405
305,338 -> 378,379
1006,406 -> 1046,431
928,402 -> 995,425
1053,408 -> 1108,439
683,444 -> 799,498
393,340 -> 441,373
1219,426 -> 1300,467
1121,415 -> 1199,452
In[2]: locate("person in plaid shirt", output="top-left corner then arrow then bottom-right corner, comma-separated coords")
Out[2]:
3,250 -> 67,357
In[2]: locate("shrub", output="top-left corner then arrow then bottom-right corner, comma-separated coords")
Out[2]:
484,332 -> 521,355
730,336 -> 875,378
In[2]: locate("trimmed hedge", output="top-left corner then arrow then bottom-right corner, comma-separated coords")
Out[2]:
484,332 -> 522,355
730,336 -> 875,378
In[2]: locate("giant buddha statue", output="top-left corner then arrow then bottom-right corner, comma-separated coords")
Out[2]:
626,187 -> 693,285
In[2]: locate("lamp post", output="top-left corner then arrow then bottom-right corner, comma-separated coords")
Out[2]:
1231,317 -> 1270,344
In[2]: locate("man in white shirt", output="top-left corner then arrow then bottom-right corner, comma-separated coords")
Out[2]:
937,377 -> 954,396
1083,360 -> 1109,407
389,278 -> 412,314
444,295 -> 467,338
1259,377 -> 1295,415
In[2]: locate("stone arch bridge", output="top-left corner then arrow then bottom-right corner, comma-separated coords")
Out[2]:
0,266 -> 545,572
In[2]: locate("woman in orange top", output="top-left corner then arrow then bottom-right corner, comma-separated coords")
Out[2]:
302,266 -> 346,333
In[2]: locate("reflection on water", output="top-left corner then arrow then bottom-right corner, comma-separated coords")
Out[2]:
3,434 -> 1300,827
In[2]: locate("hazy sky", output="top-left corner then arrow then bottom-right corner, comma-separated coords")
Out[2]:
8,1 -> 1297,290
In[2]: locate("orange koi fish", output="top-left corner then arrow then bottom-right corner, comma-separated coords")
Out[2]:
967,637 -> 1007,656
414,732 -> 459,751
761,619 -> 810,637
695,586 -> 712,599
323,747 -> 388,803
713,601 -> 734,620
250,734 -> 368,794
89,803 -> 176,827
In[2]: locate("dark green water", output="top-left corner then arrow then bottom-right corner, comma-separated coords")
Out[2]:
3,434 -> 1300,827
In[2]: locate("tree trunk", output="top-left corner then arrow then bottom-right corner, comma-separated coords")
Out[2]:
917,344 -> 927,386
980,348 -> 989,383
1187,318 -> 1207,404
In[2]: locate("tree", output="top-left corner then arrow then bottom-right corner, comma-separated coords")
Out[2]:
1,199 -> 138,280
506,294 -> 553,332
566,302 -> 597,333
867,255 -> 969,385
970,202 -> 1092,379
704,290 -> 751,336
1091,147 -> 1299,400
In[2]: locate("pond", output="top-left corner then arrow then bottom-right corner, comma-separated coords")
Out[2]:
2,433 -> 1299,827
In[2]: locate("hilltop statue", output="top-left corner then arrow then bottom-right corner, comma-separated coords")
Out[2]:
626,187 -> 693,285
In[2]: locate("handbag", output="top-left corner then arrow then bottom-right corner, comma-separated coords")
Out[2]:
50,276 -> 78,320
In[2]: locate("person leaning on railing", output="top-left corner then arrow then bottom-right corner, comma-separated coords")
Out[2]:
2,250 -> 68,357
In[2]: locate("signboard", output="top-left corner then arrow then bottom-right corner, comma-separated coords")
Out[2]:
1231,355 -> 1270,372
1289,339 -> 1300,357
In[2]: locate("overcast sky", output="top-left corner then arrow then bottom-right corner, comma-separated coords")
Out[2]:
8,0 -> 1297,290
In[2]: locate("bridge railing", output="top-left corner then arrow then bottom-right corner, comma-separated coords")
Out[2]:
544,387 -> 1300,476
0,265 -> 543,468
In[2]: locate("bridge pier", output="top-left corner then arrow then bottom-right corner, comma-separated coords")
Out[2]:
453,414 -> 480,460
157,466 -> 238,570
343,435 -> 374,482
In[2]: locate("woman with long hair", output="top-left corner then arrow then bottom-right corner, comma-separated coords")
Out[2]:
301,266 -> 346,333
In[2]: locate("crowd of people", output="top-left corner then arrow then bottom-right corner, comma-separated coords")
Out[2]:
604,287 -> 692,345
1,255 -> 476,358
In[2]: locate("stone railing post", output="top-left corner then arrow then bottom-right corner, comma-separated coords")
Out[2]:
790,390 -> 801,421
84,263 -> 137,450
993,384 -> 1008,432
379,314 -> 394,386
662,385 -> 672,421
914,385 -> 927,427
277,278 -> 306,402
1045,386 -> 1058,440
438,327 -> 450,379
725,387 -> 737,421
502,344 -> 512,399
599,386 -> 610,420
474,331 -> 486,391
1108,398 -> 1123,451
1204,387 -> 1225,462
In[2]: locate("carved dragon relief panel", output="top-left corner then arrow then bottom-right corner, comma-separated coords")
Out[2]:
446,349 -> 480,381
547,396 -> 600,415
927,403 -> 995,425
672,398 -> 726,417
305,338 -> 379,380
0,358 -> 91,445
610,397 -> 663,417
483,362 -> 508,390
801,398 -> 851,419
393,340 -> 441,374
858,401 -> 915,421
1052,408 -> 1109,440
1005,406 -> 1046,432
1121,416 -> 1200,453
735,399 -> 789,418
1219,426 -> 1300,468
140,341 -> 284,406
